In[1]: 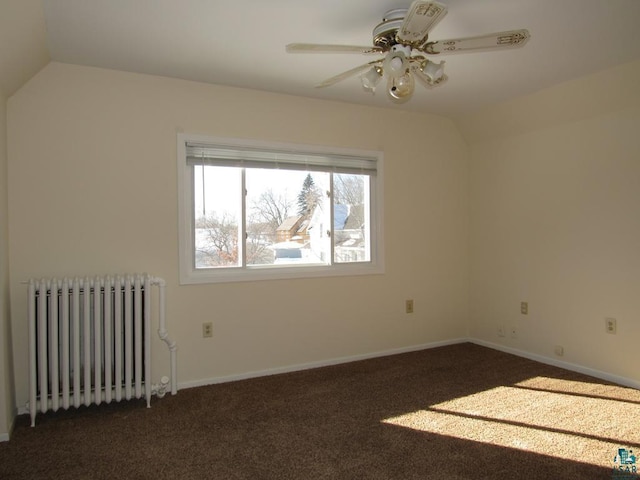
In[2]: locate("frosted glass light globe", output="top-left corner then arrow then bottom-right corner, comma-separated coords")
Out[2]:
387,72 -> 415,103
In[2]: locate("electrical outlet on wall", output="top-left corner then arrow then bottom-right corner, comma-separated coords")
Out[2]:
605,318 -> 617,335
202,322 -> 213,338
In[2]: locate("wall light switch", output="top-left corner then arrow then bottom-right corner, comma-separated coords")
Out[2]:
520,302 -> 528,315
405,299 -> 414,314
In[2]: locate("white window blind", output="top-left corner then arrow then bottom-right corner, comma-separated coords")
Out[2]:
185,142 -> 378,175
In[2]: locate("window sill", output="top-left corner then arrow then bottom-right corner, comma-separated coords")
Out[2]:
179,262 -> 385,285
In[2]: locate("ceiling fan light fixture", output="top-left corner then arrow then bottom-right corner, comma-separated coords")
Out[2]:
412,64 -> 449,89
423,59 -> 446,83
387,71 -> 415,103
383,44 -> 411,79
361,66 -> 383,92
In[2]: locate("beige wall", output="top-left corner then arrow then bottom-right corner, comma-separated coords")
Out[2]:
464,60 -> 640,382
7,56 -> 636,434
7,62 -> 469,408
1,88 -> 14,439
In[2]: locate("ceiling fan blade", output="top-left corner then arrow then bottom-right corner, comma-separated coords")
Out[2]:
315,60 -> 383,88
424,29 -> 530,55
396,1 -> 448,45
286,43 -> 384,54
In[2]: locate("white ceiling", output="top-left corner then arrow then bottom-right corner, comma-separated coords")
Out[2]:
40,0 -> 640,118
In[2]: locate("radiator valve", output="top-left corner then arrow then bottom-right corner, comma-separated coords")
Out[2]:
152,376 -> 171,398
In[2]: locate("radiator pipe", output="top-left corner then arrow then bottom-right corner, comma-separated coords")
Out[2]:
151,276 -> 178,395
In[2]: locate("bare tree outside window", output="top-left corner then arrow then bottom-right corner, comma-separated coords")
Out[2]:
249,188 -> 292,239
195,213 -> 239,267
334,174 -> 364,207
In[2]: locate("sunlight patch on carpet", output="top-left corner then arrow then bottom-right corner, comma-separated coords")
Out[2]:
514,376 -> 640,404
382,381 -> 640,469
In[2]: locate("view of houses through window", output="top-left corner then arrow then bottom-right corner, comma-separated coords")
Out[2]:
193,166 -> 370,269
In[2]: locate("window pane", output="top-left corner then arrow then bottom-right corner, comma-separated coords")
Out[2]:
194,166 -> 242,268
333,174 -> 370,263
306,175 -> 331,264
246,169 -> 329,266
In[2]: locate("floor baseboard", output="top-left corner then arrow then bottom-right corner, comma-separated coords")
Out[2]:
469,338 -> 640,390
178,338 -> 468,390
179,337 -> 639,392
0,412 -> 15,442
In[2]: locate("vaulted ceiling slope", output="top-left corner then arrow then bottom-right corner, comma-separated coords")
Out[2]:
2,1 -> 640,117
0,0 -> 49,97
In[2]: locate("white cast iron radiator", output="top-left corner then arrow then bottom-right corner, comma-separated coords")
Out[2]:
27,274 -> 177,426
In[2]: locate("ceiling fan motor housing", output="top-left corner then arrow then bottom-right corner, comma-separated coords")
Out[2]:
373,8 -> 408,49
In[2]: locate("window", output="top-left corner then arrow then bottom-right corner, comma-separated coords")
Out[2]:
177,134 -> 384,284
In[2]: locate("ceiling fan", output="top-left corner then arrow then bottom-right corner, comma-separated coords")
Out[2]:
286,0 -> 530,103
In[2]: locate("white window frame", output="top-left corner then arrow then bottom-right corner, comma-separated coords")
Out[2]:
177,133 -> 384,284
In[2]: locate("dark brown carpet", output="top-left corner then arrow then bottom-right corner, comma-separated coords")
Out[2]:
1,343 -> 639,479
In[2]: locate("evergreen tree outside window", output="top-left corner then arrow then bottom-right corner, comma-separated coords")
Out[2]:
297,173 -> 322,217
